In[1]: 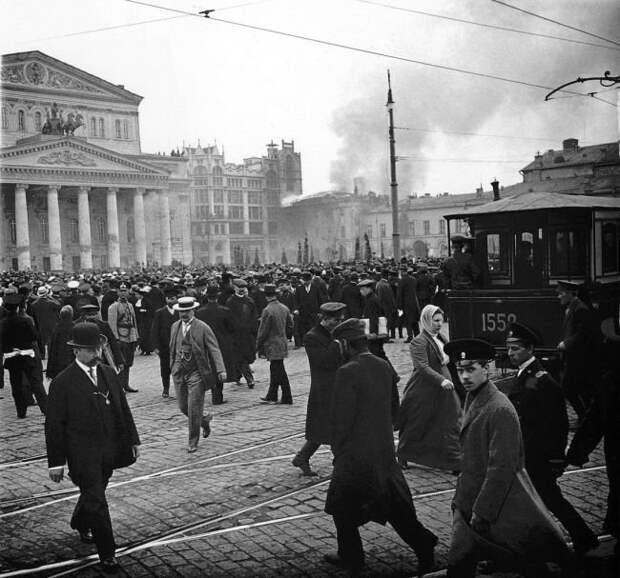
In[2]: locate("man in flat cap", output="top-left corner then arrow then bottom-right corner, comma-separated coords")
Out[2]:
292,302 -> 345,476
151,287 -> 180,398
324,318 -> 437,576
505,322 -> 598,556
45,322 -> 140,574
445,338 -> 568,577
556,280 -> 600,420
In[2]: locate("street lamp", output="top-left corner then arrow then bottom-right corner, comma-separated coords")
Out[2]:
386,70 -> 400,261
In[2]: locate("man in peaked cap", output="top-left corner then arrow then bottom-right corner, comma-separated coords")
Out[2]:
151,287 -> 180,398
107,284 -> 139,393
292,302 -> 346,476
324,318 -> 437,575
505,322 -> 598,556
444,338 -> 569,577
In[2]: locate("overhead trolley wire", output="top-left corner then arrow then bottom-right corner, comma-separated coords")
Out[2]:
490,0 -> 620,47
394,127 -> 561,142
354,0 -> 620,52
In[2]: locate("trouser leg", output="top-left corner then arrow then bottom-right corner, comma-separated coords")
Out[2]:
25,363 -> 47,415
118,342 -> 135,390
561,376 -> 589,419
186,370 -> 206,448
174,375 -> 190,434
447,508 -> 479,578
295,440 -> 320,462
333,514 -> 365,570
604,436 -> 619,535
160,353 -> 171,392
240,362 -> 254,386
273,359 -> 292,403
264,361 -> 279,401
8,367 -> 28,417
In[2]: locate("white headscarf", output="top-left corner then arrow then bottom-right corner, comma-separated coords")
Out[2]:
419,304 -> 444,335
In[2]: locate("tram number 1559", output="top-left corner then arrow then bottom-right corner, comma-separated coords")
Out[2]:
481,312 -> 517,333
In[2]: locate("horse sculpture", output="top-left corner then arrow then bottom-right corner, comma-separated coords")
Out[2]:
62,113 -> 84,136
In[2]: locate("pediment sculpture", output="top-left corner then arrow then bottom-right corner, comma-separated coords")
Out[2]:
38,149 -> 97,167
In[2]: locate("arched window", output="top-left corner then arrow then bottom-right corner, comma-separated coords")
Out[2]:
212,165 -> 223,185
95,216 -> 106,242
115,119 -> 121,138
126,216 -> 134,242
1,107 -> 7,129
193,165 -> 207,176
90,117 -> 97,136
123,119 -> 129,139
266,170 -> 278,189
34,111 -> 42,131
98,118 -> 105,137
40,214 -> 48,243
17,110 -> 25,131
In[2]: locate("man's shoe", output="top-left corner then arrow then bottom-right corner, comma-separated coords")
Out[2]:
100,557 -> 119,574
323,553 -> 363,575
292,455 -> 318,476
260,397 -> 277,404
212,399 -> 227,405
79,529 -> 95,544
247,382 -> 255,389
279,400 -> 293,405
162,390 -> 169,398
416,534 -> 438,576
202,414 -> 212,438
17,411 -> 27,419
124,387 -> 138,393
187,445 -> 198,453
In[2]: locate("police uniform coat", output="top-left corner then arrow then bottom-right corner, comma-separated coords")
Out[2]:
45,362 -> 140,482
397,330 -> 461,471
325,352 -> 408,526
449,381 -> 568,565
195,303 -> 235,379
303,323 -> 342,444
256,300 -> 293,361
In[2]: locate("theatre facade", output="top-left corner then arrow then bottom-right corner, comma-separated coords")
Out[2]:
1,50 -> 192,272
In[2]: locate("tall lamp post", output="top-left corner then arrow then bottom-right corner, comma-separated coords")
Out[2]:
386,70 -> 400,260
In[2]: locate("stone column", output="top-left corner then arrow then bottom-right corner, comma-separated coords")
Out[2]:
106,187 -> 121,268
47,185 -> 62,271
0,192 -> 5,271
15,184 -> 31,270
133,188 -> 147,267
78,186 -> 93,270
159,190 -> 172,266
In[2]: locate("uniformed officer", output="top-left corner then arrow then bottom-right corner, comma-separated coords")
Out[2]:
506,322 -> 598,556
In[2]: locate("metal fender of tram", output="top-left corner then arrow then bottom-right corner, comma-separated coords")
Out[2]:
443,191 -> 620,361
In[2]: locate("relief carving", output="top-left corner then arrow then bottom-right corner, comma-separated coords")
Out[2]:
38,150 -> 97,167
2,61 -> 104,94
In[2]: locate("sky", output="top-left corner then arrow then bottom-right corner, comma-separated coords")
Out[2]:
1,0 -> 618,197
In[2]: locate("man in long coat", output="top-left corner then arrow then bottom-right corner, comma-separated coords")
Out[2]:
397,268 -> 421,342
45,322 -> 140,574
375,270 -> 396,340
341,273 -> 364,319
196,285 -> 236,404
226,279 -> 257,388
30,285 -> 61,359
150,287 -> 179,398
324,318 -> 438,576
444,338 -> 569,578
292,302 -> 345,476
294,271 -> 325,343
256,285 -> 294,404
506,322 -> 598,555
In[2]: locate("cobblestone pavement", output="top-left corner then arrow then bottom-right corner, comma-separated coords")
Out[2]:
0,340 -> 614,577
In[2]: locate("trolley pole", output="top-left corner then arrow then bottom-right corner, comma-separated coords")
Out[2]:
386,70 -> 400,261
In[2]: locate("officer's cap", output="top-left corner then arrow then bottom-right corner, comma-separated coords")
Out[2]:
320,302 -> 346,317
357,279 -> 374,289
506,322 -> 540,347
80,303 -> 100,312
444,338 -> 495,363
556,280 -> 581,292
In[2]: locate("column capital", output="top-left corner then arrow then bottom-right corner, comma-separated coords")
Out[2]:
78,185 -> 91,193
134,187 -> 146,195
15,183 -> 29,192
47,184 -> 62,192
107,187 -> 119,194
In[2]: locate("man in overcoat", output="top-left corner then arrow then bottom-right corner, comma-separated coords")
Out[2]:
397,268 -> 421,342
294,270 -> 325,343
77,304 -> 125,376
45,322 -> 140,574
225,279 -> 257,388
30,285 -> 61,359
150,287 -> 180,398
256,284 -> 294,404
444,338 -> 569,578
169,296 -> 226,452
375,270 -> 396,341
324,318 -> 438,576
196,285 -> 236,404
341,272 -> 363,319
292,302 -> 345,476
505,322 -> 598,556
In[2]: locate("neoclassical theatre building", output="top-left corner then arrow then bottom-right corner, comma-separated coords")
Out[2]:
0,51 -> 302,271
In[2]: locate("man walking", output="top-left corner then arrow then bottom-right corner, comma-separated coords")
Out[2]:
151,287 -> 179,398
444,338 -> 569,578
107,283 -> 139,393
397,267 -> 421,342
226,279 -> 257,388
169,296 -> 226,452
77,304 -> 125,376
45,322 -> 140,574
294,271 -> 325,344
324,318 -> 438,576
292,302 -> 345,476
257,284 -> 294,405
505,322 -> 598,556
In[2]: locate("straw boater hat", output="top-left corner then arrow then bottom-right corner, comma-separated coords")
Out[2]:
173,296 -> 200,311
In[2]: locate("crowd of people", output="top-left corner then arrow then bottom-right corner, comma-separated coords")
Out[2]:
1,258 -> 618,576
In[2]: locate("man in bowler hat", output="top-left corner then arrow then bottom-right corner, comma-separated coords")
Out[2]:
45,322 -> 140,574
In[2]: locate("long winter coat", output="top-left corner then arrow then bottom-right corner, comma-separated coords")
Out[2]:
225,294 -> 258,364
397,274 -> 420,324
196,303 -> 236,380
256,300 -> 293,361
325,352 -> 407,526
45,318 -> 75,379
397,331 -> 461,471
45,362 -> 140,484
30,295 -> 61,345
449,381 -> 568,566
303,323 -> 342,444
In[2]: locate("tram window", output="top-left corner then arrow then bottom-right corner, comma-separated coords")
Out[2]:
514,230 -> 542,288
602,221 -> 619,274
486,233 -> 509,276
550,229 -> 587,276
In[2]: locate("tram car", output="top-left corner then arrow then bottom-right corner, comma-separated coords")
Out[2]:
443,191 -> 620,357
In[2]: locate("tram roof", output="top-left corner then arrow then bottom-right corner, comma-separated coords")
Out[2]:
444,191 -> 620,219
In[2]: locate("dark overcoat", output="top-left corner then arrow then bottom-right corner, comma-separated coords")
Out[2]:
341,283 -> 364,319
397,330 -> 461,471
325,352 -> 411,526
256,300 -> 293,361
45,319 -> 75,379
150,306 -> 178,355
560,298 -> 600,386
45,362 -> 140,484
196,303 -> 236,379
225,294 -> 258,364
30,295 -> 61,345
303,323 -> 342,444
375,279 -> 396,322
361,292 -> 383,334
397,274 -> 420,324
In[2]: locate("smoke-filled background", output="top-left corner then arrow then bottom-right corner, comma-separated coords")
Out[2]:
2,0 -> 618,196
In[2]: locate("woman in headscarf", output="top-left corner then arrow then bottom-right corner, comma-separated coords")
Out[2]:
396,304 -> 462,472
46,305 -> 75,380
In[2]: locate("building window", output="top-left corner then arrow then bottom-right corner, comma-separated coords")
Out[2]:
115,119 -> 121,138
285,156 -> 295,192
266,170 -> 278,189
367,225 -> 373,239
70,219 -> 79,243
380,223 -> 386,238
229,222 -> 244,234
1,107 -> 7,129
40,214 -> 48,243
34,111 -> 42,131
248,206 -> 262,220
98,118 -> 105,137
95,216 -> 106,242
249,222 -> 263,235
228,190 -> 242,204
127,216 -> 134,242
90,117 -> 97,136
213,204 -> 224,217
213,166 -> 223,185
409,222 -> 415,237
229,205 -> 243,219
9,216 -> 17,244
602,221 -> 619,274
123,119 -> 129,139
550,229 -> 587,276
18,110 -> 25,131
227,177 -> 242,188
248,192 -> 261,205
423,220 -> 431,235
248,179 -> 262,189
213,190 -> 224,203
439,220 -> 446,235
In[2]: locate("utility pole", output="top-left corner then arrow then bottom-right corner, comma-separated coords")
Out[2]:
386,70 -> 400,260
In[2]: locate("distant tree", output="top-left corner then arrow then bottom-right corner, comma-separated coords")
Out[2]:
303,235 -> 309,265
363,233 -> 372,262
380,241 -> 385,259
254,247 -> 260,267
354,236 -> 361,261
244,248 -> 251,267
339,244 -> 346,261
281,249 -> 288,264
310,245 -> 314,263
297,241 -> 302,265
